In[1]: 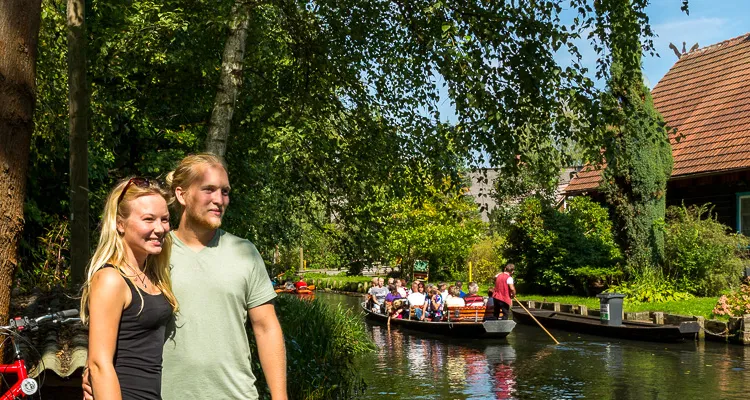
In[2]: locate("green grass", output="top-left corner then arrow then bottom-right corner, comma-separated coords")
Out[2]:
516,294 -> 600,310
624,297 -> 722,320
516,294 -> 722,320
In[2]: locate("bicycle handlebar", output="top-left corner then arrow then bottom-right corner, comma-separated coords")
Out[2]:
1,309 -> 80,332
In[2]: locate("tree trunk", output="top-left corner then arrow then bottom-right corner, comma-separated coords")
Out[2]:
68,0 -> 89,286
205,0 -> 252,157
0,0 -> 43,321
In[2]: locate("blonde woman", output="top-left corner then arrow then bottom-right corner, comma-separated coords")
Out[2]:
81,177 -> 178,400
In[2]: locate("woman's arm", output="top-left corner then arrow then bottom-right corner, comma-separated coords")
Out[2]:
88,268 -> 129,400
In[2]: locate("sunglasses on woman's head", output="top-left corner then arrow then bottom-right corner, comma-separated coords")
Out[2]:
117,177 -> 150,205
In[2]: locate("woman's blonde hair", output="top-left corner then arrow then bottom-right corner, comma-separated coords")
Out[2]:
165,153 -> 226,217
80,178 -> 179,324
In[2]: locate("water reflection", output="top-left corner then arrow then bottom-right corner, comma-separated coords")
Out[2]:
320,292 -> 750,399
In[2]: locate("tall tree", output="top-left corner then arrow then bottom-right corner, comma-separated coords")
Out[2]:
67,0 -> 89,285
205,0 -> 252,157
0,0 -> 43,318
599,1 -> 673,270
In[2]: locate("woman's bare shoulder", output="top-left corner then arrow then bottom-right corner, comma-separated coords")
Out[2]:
91,266 -> 126,290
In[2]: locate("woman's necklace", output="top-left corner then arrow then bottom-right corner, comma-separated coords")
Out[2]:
124,262 -> 148,289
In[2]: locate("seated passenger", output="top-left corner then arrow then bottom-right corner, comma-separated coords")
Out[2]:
406,282 -> 427,320
439,282 -> 448,301
384,285 -> 403,318
485,289 -> 496,319
294,274 -> 308,290
456,281 -> 467,298
445,285 -> 465,307
284,280 -> 295,290
427,288 -> 444,321
463,282 -> 485,307
368,277 -> 388,313
396,279 -> 408,297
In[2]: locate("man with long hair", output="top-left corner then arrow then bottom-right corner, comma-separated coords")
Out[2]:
85,154 -> 287,399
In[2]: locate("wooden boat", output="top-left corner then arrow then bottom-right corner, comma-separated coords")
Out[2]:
361,302 -> 516,339
511,307 -> 700,342
275,285 -> 316,300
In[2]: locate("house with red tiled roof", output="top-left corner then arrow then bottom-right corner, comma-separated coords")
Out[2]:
565,33 -> 750,235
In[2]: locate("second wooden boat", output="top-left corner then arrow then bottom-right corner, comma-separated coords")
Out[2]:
511,307 -> 700,342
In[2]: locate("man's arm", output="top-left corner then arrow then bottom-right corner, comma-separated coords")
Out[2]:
248,302 -> 287,400
508,283 -> 517,299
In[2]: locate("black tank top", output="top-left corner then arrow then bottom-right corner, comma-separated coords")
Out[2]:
104,264 -> 172,400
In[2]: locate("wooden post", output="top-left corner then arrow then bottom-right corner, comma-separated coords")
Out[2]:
468,261 -> 472,282
299,247 -> 303,271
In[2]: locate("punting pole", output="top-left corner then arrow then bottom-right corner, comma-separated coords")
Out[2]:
514,298 -> 560,345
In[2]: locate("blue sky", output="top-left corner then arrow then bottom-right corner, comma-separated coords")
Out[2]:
642,0 -> 750,87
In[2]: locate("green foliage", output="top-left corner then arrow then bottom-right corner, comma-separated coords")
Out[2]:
17,216 -> 70,291
600,60 -> 673,270
381,186 -> 485,279
664,204 -> 750,296
249,296 -> 375,400
608,269 -> 691,304
302,223 -> 347,271
505,196 -> 622,295
25,0 -> 659,290
713,283 -> 750,318
467,234 -> 506,285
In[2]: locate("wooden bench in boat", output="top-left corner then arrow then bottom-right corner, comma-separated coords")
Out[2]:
445,306 -> 504,321
445,306 -> 488,322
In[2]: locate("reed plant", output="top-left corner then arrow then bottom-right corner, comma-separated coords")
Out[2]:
249,295 -> 375,399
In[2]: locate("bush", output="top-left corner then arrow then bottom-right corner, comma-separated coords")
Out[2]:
505,196 -> 622,295
664,204 -> 750,296
250,296 -> 375,399
608,268 -> 691,304
467,234 -> 506,285
16,216 -> 70,292
713,283 -> 750,317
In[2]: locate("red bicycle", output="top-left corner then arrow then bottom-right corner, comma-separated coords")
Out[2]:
0,309 -> 79,399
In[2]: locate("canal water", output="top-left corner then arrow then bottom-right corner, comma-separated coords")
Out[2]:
317,292 -> 750,400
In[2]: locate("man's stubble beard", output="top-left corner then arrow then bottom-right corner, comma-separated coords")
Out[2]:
185,205 -> 223,231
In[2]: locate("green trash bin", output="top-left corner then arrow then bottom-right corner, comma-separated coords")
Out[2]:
596,293 -> 626,326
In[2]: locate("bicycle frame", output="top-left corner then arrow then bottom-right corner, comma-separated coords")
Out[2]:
0,359 -> 30,399
0,310 -> 79,399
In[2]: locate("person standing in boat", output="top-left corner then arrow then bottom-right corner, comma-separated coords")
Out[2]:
492,263 -> 516,320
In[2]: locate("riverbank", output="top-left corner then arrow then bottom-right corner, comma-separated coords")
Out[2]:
318,291 -> 750,400
307,274 -> 750,345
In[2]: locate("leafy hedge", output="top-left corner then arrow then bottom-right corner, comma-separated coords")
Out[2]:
249,295 -> 375,400
664,204 -> 750,296
505,196 -> 622,295
467,234 -> 506,285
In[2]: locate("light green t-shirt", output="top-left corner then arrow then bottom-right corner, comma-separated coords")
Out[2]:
162,230 -> 277,400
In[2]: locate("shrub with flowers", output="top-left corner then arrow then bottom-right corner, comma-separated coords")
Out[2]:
713,283 -> 750,317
